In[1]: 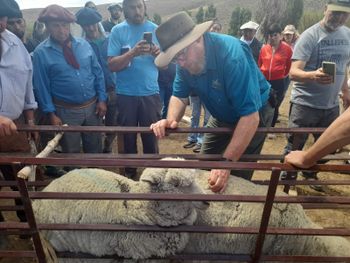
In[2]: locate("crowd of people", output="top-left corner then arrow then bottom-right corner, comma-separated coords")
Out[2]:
0,0 -> 350,203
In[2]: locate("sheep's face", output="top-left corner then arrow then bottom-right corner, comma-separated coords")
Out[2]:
140,167 -> 209,227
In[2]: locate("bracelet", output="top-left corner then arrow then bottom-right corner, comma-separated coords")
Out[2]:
27,119 -> 35,125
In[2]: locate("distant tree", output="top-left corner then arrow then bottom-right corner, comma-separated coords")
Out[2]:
205,4 -> 216,21
298,11 -> 323,32
228,7 -> 252,37
256,0 -> 288,36
285,0 -> 304,27
182,8 -> 192,17
152,13 -> 162,25
196,6 -> 205,23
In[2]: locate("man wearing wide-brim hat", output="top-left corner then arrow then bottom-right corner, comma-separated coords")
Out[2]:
239,20 -> 262,63
150,12 -> 274,193
280,0 -> 350,187
32,4 -> 107,157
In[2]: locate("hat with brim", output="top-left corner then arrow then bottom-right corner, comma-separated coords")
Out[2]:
76,7 -> 102,26
38,4 -> 76,23
0,0 -> 22,19
328,0 -> 350,13
282,25 -> 297,35
155,12 -> 213,68
240,21 -> 259,30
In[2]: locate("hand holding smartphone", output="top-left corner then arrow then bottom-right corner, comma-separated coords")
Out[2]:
322,61 -> 336,83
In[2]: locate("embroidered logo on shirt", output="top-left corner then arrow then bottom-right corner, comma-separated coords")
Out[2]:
212,79 -> 222,90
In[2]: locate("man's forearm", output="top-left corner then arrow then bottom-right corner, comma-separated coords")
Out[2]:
223,112 -> 260,161
166,96 -> 188,122
23,109 -> 35,123
108,51 -> 134,72
302,108 -> 350,165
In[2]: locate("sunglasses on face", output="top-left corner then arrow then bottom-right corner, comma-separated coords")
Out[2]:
268,32 -> 280,37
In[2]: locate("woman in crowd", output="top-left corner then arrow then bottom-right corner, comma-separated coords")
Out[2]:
258,24 -> 293,136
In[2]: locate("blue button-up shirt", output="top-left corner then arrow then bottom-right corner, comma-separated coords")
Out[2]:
0,30 -> 37,120
173,33 -> 270,124
33,36 -> 107,113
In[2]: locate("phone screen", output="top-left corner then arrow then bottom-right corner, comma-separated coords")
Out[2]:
143,32 -> 153,44
322,61 -> 336,83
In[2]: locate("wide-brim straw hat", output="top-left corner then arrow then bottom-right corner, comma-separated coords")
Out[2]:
328,0 -> 350,13
155,12 -> 213,68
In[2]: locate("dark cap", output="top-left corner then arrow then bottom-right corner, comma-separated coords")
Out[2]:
0,0 -> 23,19
76,7 -> 102,26
38,4 -> 76,23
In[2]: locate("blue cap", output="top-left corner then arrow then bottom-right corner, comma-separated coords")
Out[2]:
75,7 -> 102,26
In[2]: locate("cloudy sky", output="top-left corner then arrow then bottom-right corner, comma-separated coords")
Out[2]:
17,0 -> 120,9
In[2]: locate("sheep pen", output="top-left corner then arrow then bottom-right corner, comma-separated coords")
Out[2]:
30,166 -> 350,262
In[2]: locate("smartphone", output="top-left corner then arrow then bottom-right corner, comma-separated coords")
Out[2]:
322,61 -> 336,83
143,32 -> 153,45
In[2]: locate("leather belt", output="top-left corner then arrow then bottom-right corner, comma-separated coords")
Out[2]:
53,96 -> 97,109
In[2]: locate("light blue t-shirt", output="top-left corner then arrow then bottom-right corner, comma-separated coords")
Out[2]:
173,33 -> 270,124
108,20 -> 159,96
291,23 -> 350,109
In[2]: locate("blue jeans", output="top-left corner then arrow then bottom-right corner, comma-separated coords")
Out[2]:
159,81 -> 173,119
187,96 -> 211,144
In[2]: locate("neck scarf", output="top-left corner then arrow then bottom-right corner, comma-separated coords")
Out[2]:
62,36 -> 80,69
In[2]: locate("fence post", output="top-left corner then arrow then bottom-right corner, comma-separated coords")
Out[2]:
252,167 -> 281,263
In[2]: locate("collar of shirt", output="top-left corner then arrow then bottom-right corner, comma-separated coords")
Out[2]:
1,30 -> 19,54
203,33 -> 217,73
45,35 -> 80,52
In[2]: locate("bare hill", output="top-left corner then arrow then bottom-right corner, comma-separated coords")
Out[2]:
22,0 -> 328,34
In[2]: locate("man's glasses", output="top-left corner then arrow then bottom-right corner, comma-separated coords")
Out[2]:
172,46 -> 189,63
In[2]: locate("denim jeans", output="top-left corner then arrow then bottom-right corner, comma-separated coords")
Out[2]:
187,96 -> 211,144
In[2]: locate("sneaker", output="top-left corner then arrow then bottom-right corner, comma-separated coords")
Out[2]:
280,171 -> 297,180
193,144 -> 202,153
183,141 -> 196,149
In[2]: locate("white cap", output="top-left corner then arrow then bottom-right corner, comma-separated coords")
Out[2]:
240,21 -> 259,30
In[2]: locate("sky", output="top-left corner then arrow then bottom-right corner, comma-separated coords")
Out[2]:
16,0 -> 120,10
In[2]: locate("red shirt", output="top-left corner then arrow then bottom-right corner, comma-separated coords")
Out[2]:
258,41 -> 293,81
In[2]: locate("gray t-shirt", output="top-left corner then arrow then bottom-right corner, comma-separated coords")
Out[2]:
291,23 -> 350,109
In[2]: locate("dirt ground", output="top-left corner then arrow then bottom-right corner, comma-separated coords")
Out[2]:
1,86 -> 350,262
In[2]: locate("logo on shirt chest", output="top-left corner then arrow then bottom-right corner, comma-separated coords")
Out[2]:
212,79 -> 222,90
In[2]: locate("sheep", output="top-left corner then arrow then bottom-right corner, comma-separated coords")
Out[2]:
32,167 -> 208,261
185,169 -> 350,259
34,164 -> 350,262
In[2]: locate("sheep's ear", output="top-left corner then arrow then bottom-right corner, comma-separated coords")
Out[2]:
165,168 -> 195,187
193,201 -> 210,210
140,167 -> 167,185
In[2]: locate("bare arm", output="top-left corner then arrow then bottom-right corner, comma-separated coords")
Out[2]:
341,73 -> 350,109
108,40 -> 152,72
150,96 -> 188,138
289,60 -> 332,84
285,108 -> 350,168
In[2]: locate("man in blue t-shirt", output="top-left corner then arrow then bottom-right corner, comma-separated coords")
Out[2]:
151,12 -> 274,193
108,0 -> 161,178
